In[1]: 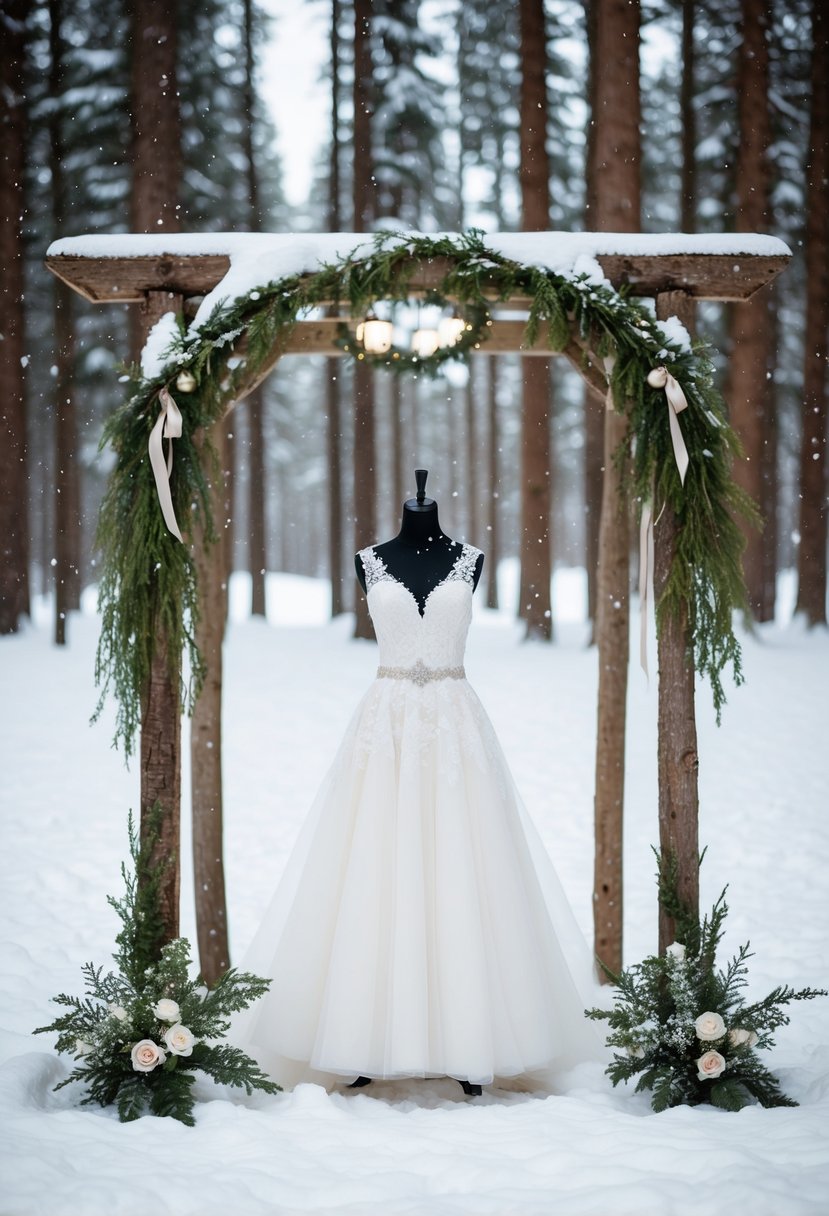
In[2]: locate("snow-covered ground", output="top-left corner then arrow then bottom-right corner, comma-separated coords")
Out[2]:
1,566 -> 827,1216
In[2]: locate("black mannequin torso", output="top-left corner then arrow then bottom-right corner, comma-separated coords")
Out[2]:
355,471 -> 484,615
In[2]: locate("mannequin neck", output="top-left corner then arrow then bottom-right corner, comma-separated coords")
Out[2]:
397,500 -> 447,549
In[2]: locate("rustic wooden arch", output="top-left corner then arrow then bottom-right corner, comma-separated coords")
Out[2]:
47,233 -> 789,985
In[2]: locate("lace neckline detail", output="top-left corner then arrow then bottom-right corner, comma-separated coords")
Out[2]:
359,542 -> 482,612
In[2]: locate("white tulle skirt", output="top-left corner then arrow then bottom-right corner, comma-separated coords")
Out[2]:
231,678 -> 604,1090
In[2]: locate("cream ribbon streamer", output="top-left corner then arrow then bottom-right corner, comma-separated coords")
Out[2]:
148,387 -> 184,543
638,365 -> 690,676
647,364 -> 690,487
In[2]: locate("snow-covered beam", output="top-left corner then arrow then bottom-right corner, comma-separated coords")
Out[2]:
45,231 -> 791,306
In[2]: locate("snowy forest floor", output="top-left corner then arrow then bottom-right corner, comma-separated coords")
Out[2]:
1,565 -> 828,1216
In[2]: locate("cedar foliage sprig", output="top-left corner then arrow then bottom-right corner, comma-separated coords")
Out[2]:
95,229 -> 754,753
34,808 -> 281,1126
586,849 -> 827,1112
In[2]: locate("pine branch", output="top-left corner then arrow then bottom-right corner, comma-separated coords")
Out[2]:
192,1043 -> 281,1096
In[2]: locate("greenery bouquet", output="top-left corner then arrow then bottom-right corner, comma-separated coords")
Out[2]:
587,853 -> 826,1112
35,810 -> 281,1125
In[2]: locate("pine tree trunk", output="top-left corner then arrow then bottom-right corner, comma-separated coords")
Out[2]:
128,0 -> 181,359
327,367 -> 345,615
795,1 -> 828,626
583,0 -> 601,629
390,375 -> 404,516
352,0 -> 376,640
243,0 -> 267,618
327,0 -> 345,617
486,358 -> 501,610
466,358 -> 478,543
353,361 -> 377,638
49,0 -> 81,645
223,418 -> 235,621
0,0 -> 30,635
590,0 -> 641,978
655,291 -> 700,952
246,390 -> 267,617
727,0 -> 774,620
680,0 -> 697,231
518,0 -> 553,641
191,423 -> 231,985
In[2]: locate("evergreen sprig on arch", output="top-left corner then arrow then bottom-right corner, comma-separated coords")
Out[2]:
94,229 -> 753,755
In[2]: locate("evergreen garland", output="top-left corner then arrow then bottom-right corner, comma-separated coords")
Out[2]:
586,850 -> 827,1113
94,229 -> 754,753
34,807 -> 281,1126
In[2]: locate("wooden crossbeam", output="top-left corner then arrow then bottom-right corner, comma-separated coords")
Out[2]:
46,250 -> 790,306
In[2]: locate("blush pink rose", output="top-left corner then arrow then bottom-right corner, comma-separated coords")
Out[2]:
130,1039 -> 167,1073
696,1049 -> 726,1080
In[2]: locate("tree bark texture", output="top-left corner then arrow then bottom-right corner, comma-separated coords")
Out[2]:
243,0 -> 267,618
353,359 -> 377,639
655,291 -> 700,952
727,0 -> 774,620
795,1 -> 829,626
680,0 -> 697,232
486,359 -> 501,610
592,402 -> 629,978
128,0 -> 181,358
590,0 -> 641,978
139,290 -> 184,951
50,0 -> 81,645
519,361 -> 553,639
583,0 -> 601,626
129,0 -> 181,231
352,0 -> 376,640
246,389 -> 267,617
518,0 -> 553,639
191,423 -> 231,985
327,365 -> 345,615
465,358 -> 478,544
0,0 -> 30,634
327,0 -> 345,617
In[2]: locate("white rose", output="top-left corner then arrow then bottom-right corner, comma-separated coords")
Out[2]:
130,1039 -> 167,1072
696,1049 -> 726,1080
665,941 -> 686,962
728,1027 -> 751,1047
626,1044 -> 646,1059
108,1003 -> 128,1022
153,998 -> 181,1023
163,1024 -> 196,1057
695,1011 -> 726,1041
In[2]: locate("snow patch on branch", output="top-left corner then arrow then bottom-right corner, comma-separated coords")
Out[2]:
140,311 -> 179,379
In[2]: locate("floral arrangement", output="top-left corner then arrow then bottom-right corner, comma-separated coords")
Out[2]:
587,853 -> 826,1112
35,810 -> 280,1125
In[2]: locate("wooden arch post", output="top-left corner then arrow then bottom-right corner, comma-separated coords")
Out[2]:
654,289 -> 700,951
46,236 -> 789,982
138,288 -> 183,949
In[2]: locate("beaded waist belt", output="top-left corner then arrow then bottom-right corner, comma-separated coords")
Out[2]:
376,659 -> 466,686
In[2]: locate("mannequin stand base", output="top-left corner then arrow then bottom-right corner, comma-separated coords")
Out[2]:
346,1075 -> 483,1097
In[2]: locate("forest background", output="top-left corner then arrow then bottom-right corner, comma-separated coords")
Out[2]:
0,0 -> 826,643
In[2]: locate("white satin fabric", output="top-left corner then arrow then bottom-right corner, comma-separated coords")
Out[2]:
232,544 -> 604,1090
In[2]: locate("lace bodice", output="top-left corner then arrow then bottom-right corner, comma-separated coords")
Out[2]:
358,543 -> 482,672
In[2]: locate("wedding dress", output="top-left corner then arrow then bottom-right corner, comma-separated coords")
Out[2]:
233,542 -> 603,1090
